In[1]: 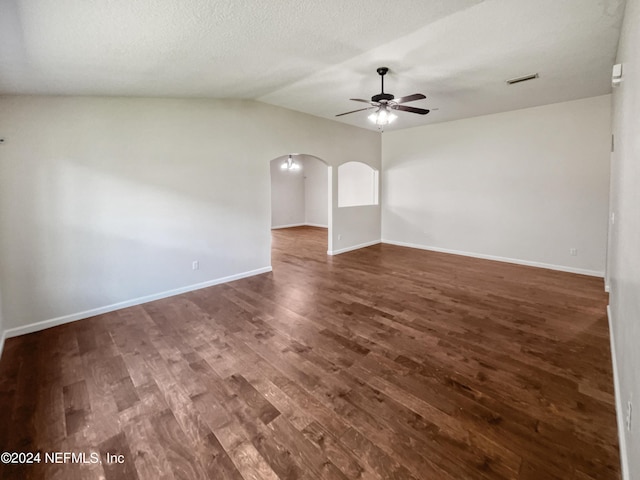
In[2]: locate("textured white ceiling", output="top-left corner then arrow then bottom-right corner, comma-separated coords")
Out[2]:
0,0 -> 626,131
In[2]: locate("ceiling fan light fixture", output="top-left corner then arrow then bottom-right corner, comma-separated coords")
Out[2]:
368,107 -> 397,126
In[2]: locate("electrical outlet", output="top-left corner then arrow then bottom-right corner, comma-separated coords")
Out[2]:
626,401 -> 633,431
192,261 -> 199,270
338,234 -> 342,240
569,248 -> 577,256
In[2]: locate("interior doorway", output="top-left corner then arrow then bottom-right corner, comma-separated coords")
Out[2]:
269,154 -> 331,261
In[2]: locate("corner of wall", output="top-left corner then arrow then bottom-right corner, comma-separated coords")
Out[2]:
608,0 -> 640,477
327,239 -> 381,256
0,293 -> 5,361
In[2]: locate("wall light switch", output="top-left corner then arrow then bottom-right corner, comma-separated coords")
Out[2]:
192,261 -> 199,270
612,63 -> 623,86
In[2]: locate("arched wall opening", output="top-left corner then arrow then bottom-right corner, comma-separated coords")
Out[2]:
338,161 -> 379,208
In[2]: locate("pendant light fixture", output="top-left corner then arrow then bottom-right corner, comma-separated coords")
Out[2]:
281,154 -> 300,171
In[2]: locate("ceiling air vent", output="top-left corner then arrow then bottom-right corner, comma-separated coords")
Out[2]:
506,73 -> 539,85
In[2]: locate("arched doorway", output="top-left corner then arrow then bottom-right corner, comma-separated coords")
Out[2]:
269,154 -> 332,265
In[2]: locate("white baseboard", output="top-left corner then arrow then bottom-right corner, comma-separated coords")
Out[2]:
607,305 -> 630,480
3,266 -> 272,340
272,223 -> 328,230
304,223 -> 328,228
328,240 -> 381,256
271,223 -> 305,230
381,239 -> 604,278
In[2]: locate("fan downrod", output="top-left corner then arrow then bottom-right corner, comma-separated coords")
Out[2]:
372,66 -> 394,103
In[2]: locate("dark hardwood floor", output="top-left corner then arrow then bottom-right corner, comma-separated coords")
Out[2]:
0,226 -> 620,479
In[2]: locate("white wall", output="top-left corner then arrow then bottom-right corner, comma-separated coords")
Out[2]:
0,95 -> 381,332
382,95 -> 611,275
303,156 -> 328,227
270,156 -> 305,228
609,0 -> 640,477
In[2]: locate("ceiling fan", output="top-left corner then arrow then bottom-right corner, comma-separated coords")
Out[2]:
336,67 -> 430,126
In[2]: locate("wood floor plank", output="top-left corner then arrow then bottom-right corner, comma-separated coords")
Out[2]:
62,380 -> 90,436
0,226 -> 620,479
122,416 -> 176,480
150,410 -> 209,480
99,431 -> 140,480
300,421 -> 366,479
227,441 -> 281,480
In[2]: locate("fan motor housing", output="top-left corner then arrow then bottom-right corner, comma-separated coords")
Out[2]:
372,93 -> 394,103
